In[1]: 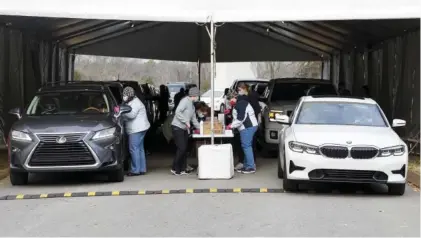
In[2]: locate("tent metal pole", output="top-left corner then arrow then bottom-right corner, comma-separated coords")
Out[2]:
197,58 -> 201,100
210,19 -> 215,145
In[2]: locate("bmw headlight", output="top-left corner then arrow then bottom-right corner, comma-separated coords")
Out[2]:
92,127 -> 116,140
288,141 -> 319,154
11,130 -> 32,142
379,145 -> 405,157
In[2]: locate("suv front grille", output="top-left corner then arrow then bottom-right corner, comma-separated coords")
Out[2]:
350,147 -> 379,159
320,146 -> 348,159
29,133 -> 96,167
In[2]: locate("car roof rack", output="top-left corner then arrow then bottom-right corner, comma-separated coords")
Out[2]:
310,95 -> 366,100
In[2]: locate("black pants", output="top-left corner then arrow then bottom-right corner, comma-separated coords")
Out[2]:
172,126 -> 189,173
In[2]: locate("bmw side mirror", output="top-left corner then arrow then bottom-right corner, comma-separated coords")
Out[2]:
275,114 -> 290,125
9,108 -> 22,119
392,119 -> 406,127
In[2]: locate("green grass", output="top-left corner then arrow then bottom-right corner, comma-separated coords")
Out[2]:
408,156 -> 420,175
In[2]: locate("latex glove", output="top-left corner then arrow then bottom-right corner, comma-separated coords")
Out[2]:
226,124 -> 232,130
113,106 -> 120,113
224,109 -> 231,115
193,129 -> 200,134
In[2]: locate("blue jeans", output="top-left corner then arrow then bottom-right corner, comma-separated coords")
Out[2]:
129,130 -> 147,173
240,126 -> 258,170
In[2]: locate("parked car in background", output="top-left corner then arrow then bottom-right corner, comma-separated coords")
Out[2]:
224,78 -> 269,110
259,78 -> 338,156
276,95 -> 408,195
200,89 -> 225,112
167,82 -> 197,110
7,82 -> 131,185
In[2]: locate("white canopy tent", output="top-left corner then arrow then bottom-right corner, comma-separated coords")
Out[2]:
0,0 -> 419,143
0,0 -> 419,22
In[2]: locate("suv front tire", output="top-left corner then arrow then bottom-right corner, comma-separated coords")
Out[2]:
108,167 -> 125,182
10,171 -> 29,185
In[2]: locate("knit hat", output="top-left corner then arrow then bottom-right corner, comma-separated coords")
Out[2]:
188,87 -> 199,97
123,86 -> 135,98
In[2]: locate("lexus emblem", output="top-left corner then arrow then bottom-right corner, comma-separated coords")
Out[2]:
346,141 -> 352,144
56,136 -> 67,144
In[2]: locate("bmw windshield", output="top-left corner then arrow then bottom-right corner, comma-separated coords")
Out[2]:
296,102 -> 388,127
26,91 -> 110,116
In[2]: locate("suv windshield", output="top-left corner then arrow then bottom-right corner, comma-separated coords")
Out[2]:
202,90 -> 224,97
296,102 -> 387,127
271,82 -> 336,101
26,91 -> 110,116
168,84 -> 184,93
236,81 -> 267,92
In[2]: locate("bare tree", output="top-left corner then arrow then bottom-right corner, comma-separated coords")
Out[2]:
251,61 -> 322,79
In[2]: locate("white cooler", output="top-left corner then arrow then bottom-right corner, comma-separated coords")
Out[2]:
198,144 -> 234,179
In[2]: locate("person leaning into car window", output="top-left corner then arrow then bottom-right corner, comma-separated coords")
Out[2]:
171,87 -> 200,176
122,86 -> 151,176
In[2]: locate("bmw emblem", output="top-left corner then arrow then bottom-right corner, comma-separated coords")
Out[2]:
56,136 -> 67,144
346,141 -> 352,144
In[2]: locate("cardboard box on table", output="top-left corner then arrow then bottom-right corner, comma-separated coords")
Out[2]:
202,120 -> 224,135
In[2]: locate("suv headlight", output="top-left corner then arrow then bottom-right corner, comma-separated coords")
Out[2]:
269,110 -> 285,122
11,130 -> 32,142
288,141 -> 319,154
92,127 -> 116,140
379,145 -> 405,157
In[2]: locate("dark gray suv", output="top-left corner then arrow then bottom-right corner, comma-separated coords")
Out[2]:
7,82 -> 131,185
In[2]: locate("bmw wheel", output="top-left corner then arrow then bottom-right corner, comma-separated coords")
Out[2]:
387,183 -> 405,196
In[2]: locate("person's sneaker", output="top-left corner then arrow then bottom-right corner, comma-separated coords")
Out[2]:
171,170 -> 190,176
186,165 -> 194,172
241,168 -> 256,174
235,163 -> 244,172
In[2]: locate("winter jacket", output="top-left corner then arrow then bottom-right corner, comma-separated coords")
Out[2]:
231,95 -> 258,131
172,96 -> 200,130
123,97 -> 151,134
248,90 -> 261,116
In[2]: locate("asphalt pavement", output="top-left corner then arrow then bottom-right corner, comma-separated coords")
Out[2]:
0,157 -> 419,236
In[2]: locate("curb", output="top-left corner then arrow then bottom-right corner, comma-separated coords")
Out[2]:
0,188 -> 284,200
407,171 -> 420,188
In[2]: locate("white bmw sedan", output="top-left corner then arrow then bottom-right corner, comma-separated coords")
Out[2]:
277,96 -> 408,195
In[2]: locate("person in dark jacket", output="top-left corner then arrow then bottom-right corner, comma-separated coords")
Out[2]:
338,82 -> 352,96
173,88 -> 186,112
158,84 -> 170,124
228,84 -> 259,174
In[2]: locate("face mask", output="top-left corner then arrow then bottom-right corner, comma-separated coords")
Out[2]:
123,96 -> 129,102
197,112 -> 204,118
238,90 -> 246,95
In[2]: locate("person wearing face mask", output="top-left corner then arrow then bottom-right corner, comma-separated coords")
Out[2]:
171,87 -> 201,175
228,83 -> 258,174
122,86 -> 151,176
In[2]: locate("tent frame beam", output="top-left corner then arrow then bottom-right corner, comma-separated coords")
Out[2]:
69,22 -> 162,50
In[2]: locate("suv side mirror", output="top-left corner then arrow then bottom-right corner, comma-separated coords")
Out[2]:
114,105 -> 132,118
259,97 -> 268,103
392,119 -> 406,127
9,108 -> 22,119
275,114 -> 290,125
